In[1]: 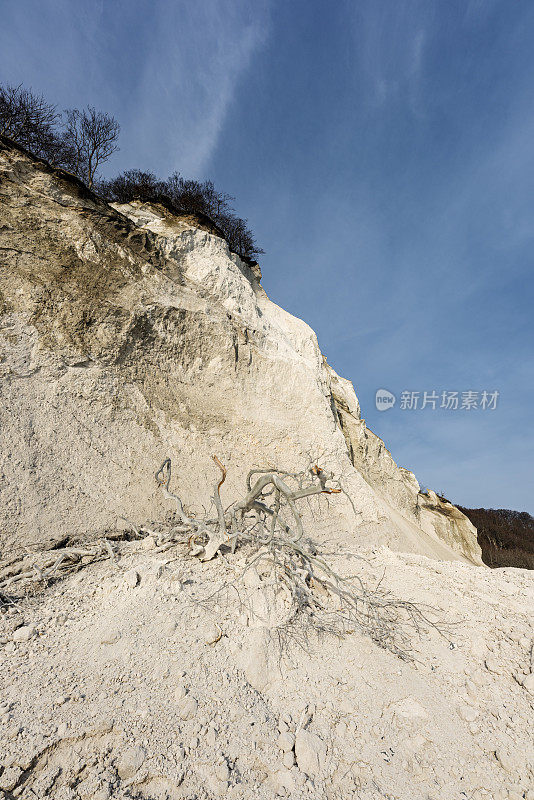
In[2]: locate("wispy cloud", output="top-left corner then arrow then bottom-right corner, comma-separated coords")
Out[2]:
349,1 -> 431,110
0,0 -> 271,176
126,1 -> 271,175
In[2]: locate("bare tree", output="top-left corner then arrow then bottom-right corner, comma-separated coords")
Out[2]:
0,83 -> 67,164
64,106 -> 120,188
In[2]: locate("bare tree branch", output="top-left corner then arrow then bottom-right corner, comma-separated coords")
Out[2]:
0,456 -> 451,661
0,83 -> 69,166
63,106 -> 120,188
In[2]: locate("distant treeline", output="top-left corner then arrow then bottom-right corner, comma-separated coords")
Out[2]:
0,83 -> 262,259
458,506 -> 534,569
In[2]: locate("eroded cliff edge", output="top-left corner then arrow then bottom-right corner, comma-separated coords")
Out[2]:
0,136 -> 481,564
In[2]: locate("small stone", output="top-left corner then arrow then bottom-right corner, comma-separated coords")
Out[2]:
141,536 -> 156,550
164,577 -> 183,596
208,778 -> 228,796
206,726 -> 217,747
278,719 -> 289,734
178,695 -> 198,720
521,673 -> 534,693
12,624 -> 36,642
471,669 -> 487,686
141,560 -> 165,580
55,694 -> 70,706
93,788 -> 111,800
55,613 -> 68,626
282,751 -> 295,768
17,752 -> 38,772
124,569 -> 139,588
189,736 -> 199,749
116,746 -> 146,780
86,719 -> 113,735
271,766 -> 296,795
295,728 -> 327,777
0,766 -> 22,791
174,684 -> 187,701
7,724 -> 22,738
465,680 -> 479,701
5,613 -> 24,631
215,763 -> 230,781
390,697 -> 429,720
205,623 -> 222,645
277,732 -> 295,752
243,569 -> 262,589
76,773 -> 100,798
458,705 -> 478,722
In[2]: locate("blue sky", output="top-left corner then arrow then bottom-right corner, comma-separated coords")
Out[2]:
1,0 -> 533,512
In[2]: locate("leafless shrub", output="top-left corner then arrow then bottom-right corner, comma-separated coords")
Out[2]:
99,171 -> 264,259
95,169 -> 167,203
1,82 -> 260,259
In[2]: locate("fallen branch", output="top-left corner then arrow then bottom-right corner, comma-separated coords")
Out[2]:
0,455 -> 449,659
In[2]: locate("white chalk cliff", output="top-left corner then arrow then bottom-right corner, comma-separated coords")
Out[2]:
0,136 -> 480,564
3,137 -> 534,800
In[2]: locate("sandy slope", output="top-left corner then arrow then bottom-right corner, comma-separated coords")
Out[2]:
1,539 -> 532,799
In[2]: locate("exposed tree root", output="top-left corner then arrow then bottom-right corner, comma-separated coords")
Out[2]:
0,456 -> 450,659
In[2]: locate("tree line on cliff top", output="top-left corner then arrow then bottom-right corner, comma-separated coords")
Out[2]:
0,82 -> 262,259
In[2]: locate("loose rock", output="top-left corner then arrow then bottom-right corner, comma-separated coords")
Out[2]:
295,728 -> 327,778
124,568 -> 139,588
495,748 -> 519,774
283,751 -> 295,768
178,695 -> 198,720
141,536 -> 156,550
277,731 -> 295,752
116,746 -> 146,780
12,624 -> 36,642
215,762 -> 230,781
0,766 -> 22,792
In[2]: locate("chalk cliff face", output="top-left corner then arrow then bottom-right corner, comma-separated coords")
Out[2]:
0,136 -> 481,563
